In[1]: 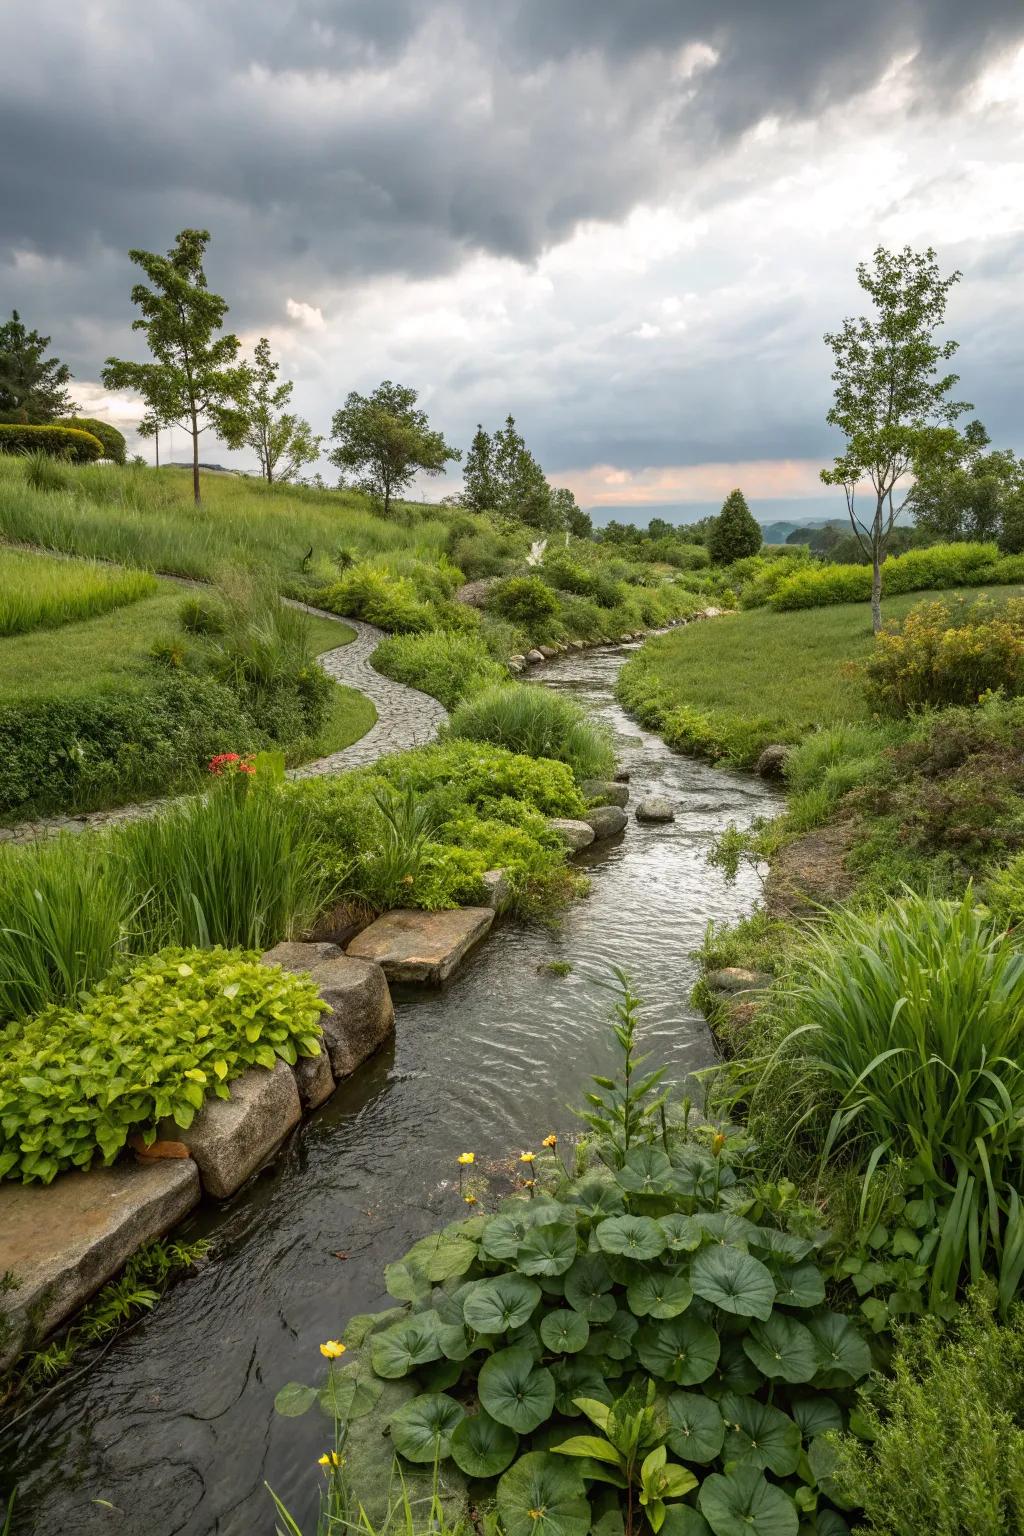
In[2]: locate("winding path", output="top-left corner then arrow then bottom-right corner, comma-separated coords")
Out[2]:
0,607 -> 448,844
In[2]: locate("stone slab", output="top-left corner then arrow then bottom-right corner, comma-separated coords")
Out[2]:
346,907 -> 494,984
263,939 -> 341,971
0,1160 -> 200,1366
480,868 -> 511,911
159,1061 -> 301,1199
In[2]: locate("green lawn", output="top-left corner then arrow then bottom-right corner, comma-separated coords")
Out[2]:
617,586 -> 1024,765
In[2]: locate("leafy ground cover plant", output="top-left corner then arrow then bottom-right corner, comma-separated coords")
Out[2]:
0,945 -> 326,1183
277,981 -> 873,1536
863,595 -> 1024,714
447,685 -> 614,782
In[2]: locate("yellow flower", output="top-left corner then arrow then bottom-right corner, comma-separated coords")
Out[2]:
457,1152 -> 475,1166
541,1134 -> 558,1148
523,1179 -> 536,1189
318,1450 -> 343,1468
519,1151 -> 536,1164
463,1194 -> 478,1206
711,1132 -> 726,1158
320,1339 -> 346,1359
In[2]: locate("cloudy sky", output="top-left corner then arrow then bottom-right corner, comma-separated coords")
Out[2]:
3,0 -> 1023,522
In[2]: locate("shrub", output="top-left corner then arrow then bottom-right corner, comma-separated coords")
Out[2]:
449,530 -> 514,580
447,684 -> 615,781
0,946 -> 326,1183
57,417 -> 127,464
708,489 -> 761,565
0,547 -> 157,637
833,1288 -> 1024,1534
0,423 -> 104,462
276,991 -> 872,1536
372,630 -> 508,709
864,596 -> 1024,715
322,564 -> 434,633
487,576 -> 560,630
730,891 -> 1024,1309
769,541 -> 1017,612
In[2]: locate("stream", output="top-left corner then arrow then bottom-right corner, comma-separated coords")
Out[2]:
0,642 -> 782,1536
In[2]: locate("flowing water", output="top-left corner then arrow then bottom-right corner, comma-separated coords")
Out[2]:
0,643 -> 781,1536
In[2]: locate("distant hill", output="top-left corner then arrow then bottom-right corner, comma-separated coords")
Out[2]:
760,518 -> 836,543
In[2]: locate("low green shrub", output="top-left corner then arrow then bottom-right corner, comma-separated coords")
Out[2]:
372,630 -> 508,708
833,1288 -> 1024,1534
488,575 -> 561,630
0,945 -> 326,1183
277,988 -> 873,1536
447,684 -> 615,781
864,596 -> 1024,715
56,417 -> 127,464
716,890 -> 1024,1311
769,541 -> 1024,612
0,423 -> 104,463
321,563 -> 435,633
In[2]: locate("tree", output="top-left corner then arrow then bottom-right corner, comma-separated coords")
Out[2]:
238,338 -> 322,485
909,422 -> 1024,551
491,415 -> 558,531
462,424 -> 497,513
821,246 -> 971,632
707,489 -> 761,564
102,229 -> 249,505
0,311 -> 75,422
551,486 -> 592,539
329,381 -> 459,517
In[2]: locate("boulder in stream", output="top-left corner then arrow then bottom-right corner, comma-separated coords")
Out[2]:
586,805 -> 628,840
263,942 -> 396,1079
547,817 -> 596,851
636,795 -> 676,823
582,778 -> 629,808
347,907 -> 494,984
755,743 -> 791,779
160,1060 -> 301,1199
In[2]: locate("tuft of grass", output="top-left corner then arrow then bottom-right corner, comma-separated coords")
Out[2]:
0,546 -> 157,637
372,629 -> 508,708
447,682 -> 614,781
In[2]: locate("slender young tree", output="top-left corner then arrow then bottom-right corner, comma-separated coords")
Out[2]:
329,381 -> 459,516
0,310 -> 75,421
821,245 -> 971,632
461,424 -> 497,513
238,338 -> 322,485
102,229 -> 249,504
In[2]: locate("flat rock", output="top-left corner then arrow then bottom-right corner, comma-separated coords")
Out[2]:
347,907 -> 494,984
293,1042 -> 336,1110
159,1061 -> 301,1199
705,967 -> 773,994
0,1160 -> 200,1366
263,943 -> 395,1080
582,778 -> 629,808
586,805 -> 628,840
480,868 -> 511,911
547,817 -> 596,851
636,796 -> 676,823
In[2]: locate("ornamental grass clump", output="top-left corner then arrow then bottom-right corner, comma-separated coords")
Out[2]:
447,684 -> 614,782
765,889 -> 1024,1310
0,945 -> 326,1184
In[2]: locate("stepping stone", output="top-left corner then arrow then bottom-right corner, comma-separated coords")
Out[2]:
582,778 -> 629,808
263,942 -> 395,1080
0,1160 -> 200,1368
547,817 -> 596,851
636,796 -> 676,823
586,805 -> 628,840
159,1061 -> 301,1199
347,907 -> 494,984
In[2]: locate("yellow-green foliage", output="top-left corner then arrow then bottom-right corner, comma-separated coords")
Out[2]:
768,542 -> 1024,611
0,547 -> 156,636
0,423 -> 104,462
864,596 -> 1024,715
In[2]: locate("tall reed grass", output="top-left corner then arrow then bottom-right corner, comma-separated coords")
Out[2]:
0,547 -> 156,636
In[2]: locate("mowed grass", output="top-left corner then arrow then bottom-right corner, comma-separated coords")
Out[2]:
0,456 -> 451,584
0,545 -> 157,636
618,585 -> 1024,764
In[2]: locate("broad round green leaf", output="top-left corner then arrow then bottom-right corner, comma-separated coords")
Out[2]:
274,1381 -> 318,1418
566,1178 -> 626,1221
666,1390 -> 726,1463
636,1314 -> 721,1385
564,1254 -> 616,1321
552,1357 -> 613,1415
627,1270 -> 693,1320
616,1146 -> 674,1194
719,1394 -> 801,1477
436,1322 -> 474,1361
389,1392 -> 465,1464
370,1315 -> 443,1379
705,1336 -> 764,1400
660,1509 -> 714,1536
771,1262 -> 826,1310
497,1452 -> 591,1536
595,1215 -> 666,1261
464,1274 -> 543,1334
690,1246 -> 776,1321
749,1228 -> 814,1264
385,1259 -> 432,1302
790,1394 -> 843,1439
318,1362 -> 383,1421
698,1466 -> 798,1536
540,1308 -> 590,1354
451,1410 -> 519,1477
479,1347 -> 557,1432
669,1147 -> 724,1201
807,1313 -> 872,1387
659,1215 -> 702,1255
417,1356 -> 464,1392
518,1222 -> 579,1277
403,1232 -> 478,1282
694,1213 -> 760,1248
482,1212 -> 534,1260
743,1315 -> 818,1384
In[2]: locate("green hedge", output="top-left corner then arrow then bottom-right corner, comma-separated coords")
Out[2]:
58,416 -> 127,464
0,422 -> 104,463
769,543 -> 1024,611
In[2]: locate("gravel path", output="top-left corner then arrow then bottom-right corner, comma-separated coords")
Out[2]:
0,607 -> 448,844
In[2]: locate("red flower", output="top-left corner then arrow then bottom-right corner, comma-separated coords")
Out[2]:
208,752 -> 255,777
